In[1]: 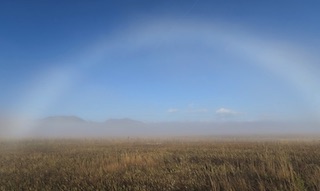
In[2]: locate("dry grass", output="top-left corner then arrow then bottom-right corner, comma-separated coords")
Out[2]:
0,138 -> 320,190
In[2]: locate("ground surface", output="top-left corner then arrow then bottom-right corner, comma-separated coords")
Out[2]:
1,138 -> 320,191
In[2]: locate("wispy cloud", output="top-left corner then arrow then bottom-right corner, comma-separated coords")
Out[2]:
216,108 -> 238,117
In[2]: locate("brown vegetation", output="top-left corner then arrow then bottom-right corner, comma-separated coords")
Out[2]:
0,139 -> 320,190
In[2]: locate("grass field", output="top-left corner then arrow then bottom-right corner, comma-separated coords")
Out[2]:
1,138 -> 320,191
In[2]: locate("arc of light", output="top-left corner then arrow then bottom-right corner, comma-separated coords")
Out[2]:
10,19 -> 320,137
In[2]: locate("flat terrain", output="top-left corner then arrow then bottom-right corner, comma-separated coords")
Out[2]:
1,138 -> 320,191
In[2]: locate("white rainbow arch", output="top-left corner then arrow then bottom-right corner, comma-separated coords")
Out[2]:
11,19 -> 320,137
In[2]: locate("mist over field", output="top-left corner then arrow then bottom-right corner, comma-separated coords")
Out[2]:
0,115 -> 319,139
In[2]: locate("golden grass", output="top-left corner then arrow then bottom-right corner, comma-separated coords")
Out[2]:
0,139 -> 320,190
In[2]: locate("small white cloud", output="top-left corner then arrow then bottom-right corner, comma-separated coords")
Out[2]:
216,108 -> 238,116
167,108 -> 179,113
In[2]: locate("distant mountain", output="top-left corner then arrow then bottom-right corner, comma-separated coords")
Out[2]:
33,116 -> 90,138
40,116 -> 87,124
104,118 -> 145,128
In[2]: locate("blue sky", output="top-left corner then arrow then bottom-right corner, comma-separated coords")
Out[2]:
1,0 -> 320,122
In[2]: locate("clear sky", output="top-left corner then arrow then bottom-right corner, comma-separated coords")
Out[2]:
1,0 -> 320,122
